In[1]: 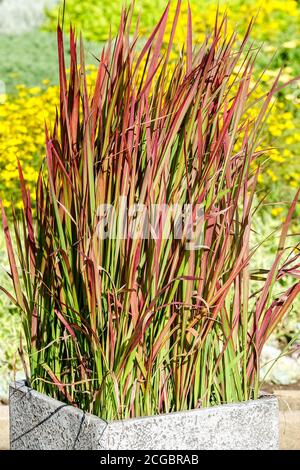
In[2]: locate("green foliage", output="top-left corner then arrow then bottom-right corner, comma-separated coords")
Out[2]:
0,31 -> 58,94
44,0 -> 165,41
0,29 -> 103,94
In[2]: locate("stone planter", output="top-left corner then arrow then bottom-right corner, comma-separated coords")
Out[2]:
10,380 -> 279,450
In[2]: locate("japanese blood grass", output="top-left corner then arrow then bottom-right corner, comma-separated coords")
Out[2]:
2,3 -> 300,420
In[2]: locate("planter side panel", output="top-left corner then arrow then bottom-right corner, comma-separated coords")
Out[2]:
9,381 -> 107,450
103,397 -> 279,450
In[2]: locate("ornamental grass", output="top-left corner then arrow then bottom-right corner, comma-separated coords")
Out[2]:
1,2 -> 300,420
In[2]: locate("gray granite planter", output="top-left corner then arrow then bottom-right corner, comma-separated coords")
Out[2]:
10,380 -> 279,450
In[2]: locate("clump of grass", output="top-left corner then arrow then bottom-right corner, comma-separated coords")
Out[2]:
1,2 -> 300,420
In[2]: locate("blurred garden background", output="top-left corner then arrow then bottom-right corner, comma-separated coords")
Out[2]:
0,0 -> 300,401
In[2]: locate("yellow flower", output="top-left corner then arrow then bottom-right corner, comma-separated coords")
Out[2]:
269,126 -> 282,137
267,169 -> 278,182
271,207 -> 283,217
0,82 -> 59,205
28,87 -> 42,95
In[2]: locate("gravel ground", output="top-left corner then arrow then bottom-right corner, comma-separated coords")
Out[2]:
0,405 -> 9,450
0,0 -> 58,35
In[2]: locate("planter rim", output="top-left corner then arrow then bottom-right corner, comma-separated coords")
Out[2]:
10,379 -> 276,424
